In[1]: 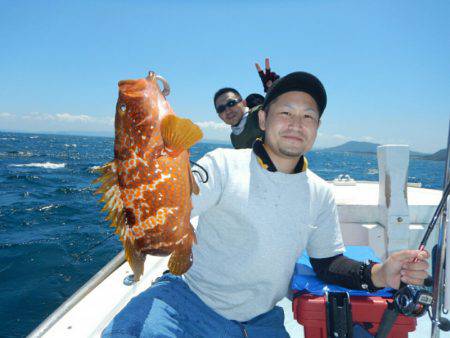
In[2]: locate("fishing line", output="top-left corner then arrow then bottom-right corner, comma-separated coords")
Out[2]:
190,160 -> 209,183
72,232 -> 116,261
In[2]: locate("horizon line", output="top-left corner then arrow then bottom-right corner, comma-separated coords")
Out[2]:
1,129 -> 444,155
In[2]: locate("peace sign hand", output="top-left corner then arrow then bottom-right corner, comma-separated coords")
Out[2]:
255,58 -> 280,93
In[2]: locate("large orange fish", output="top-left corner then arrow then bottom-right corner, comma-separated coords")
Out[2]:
94,71 -> 202,281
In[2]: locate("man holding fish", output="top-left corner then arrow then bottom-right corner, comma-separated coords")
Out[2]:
102,71 -> 429,337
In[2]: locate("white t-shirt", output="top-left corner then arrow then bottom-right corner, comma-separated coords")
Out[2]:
184,148 -> 345,321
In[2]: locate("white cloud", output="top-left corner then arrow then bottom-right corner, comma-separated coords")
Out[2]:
1,111 -> 114,134
195,121 -> 229,130
21,112 -> 97,123
361,136 -> 377,142
332,134 -> 351,141
194,120 -> 230,142
0,112 -> 14,118
55,113 -> 93,123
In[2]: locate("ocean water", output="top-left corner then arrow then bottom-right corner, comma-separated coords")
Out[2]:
0,131 -> 445,337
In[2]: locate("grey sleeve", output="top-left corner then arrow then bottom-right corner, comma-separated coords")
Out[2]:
307,188 -> 345,259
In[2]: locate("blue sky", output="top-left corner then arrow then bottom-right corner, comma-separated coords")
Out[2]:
1,0 -> 449,153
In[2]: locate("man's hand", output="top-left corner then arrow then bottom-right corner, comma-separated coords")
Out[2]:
371,250 -> 429,289
255,58 -> 280,92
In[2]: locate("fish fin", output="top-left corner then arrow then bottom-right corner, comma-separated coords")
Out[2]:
168,223 -> 196,275
160,115 -> 203,156
93,161 -> 118,195
189,164 -> 200,195
125,237 -> 146,282
91,161 -> 114,175
93,160 -> 127,240
168,250 -> 193,275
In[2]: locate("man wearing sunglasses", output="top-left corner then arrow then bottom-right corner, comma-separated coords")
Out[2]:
214,87 -> 263,149
213,58 -> 280,149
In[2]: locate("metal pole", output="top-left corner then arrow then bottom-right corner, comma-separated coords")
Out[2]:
431,120 -> 450,337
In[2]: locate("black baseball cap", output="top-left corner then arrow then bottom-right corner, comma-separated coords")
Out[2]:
262,71 -> 327,117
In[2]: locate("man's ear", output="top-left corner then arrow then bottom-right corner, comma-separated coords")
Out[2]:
242,99 -> 247,107
258,109 -> 266,131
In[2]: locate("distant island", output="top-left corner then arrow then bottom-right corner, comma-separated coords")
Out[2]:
319,141 -> 446,162
419,149 -> 447,162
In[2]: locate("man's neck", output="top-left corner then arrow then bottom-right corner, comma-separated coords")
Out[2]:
230,108 -> 250,135
263,144 -> 301,174
232,107 -> 249,127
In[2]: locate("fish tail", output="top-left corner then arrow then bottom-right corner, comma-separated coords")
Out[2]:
125,237 -> 146,282
168,223 -> 196,275
160,115 -> 203,156
168,249 -> 192,276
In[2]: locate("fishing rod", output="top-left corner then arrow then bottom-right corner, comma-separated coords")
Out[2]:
430,119 -> 450,338
377,121 -> 450,338
393,182 -> 449,310
415,182 -> 450,255
375,180 -> 450,338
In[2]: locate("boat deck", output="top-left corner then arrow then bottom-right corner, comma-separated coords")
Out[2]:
33,253 -> 441,337
332,181 -> 442,206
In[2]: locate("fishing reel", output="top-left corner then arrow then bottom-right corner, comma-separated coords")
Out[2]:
393,282 -> 433,317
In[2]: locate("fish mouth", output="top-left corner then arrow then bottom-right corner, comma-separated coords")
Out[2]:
118,78 -> 148,92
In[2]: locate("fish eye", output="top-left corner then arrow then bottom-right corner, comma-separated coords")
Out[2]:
120,104 -> 127,112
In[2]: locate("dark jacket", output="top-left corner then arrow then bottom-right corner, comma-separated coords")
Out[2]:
230,105 -> 264,149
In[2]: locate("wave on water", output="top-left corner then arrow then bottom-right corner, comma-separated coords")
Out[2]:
57,186 -> 94,194
25,204 -> 60,212
9,162 -> 66,169
38,204 -> 59,212
367,168 -> 378,175
2,150 -> 34,157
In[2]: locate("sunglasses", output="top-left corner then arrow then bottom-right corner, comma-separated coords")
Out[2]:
216,98 -> 242,114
